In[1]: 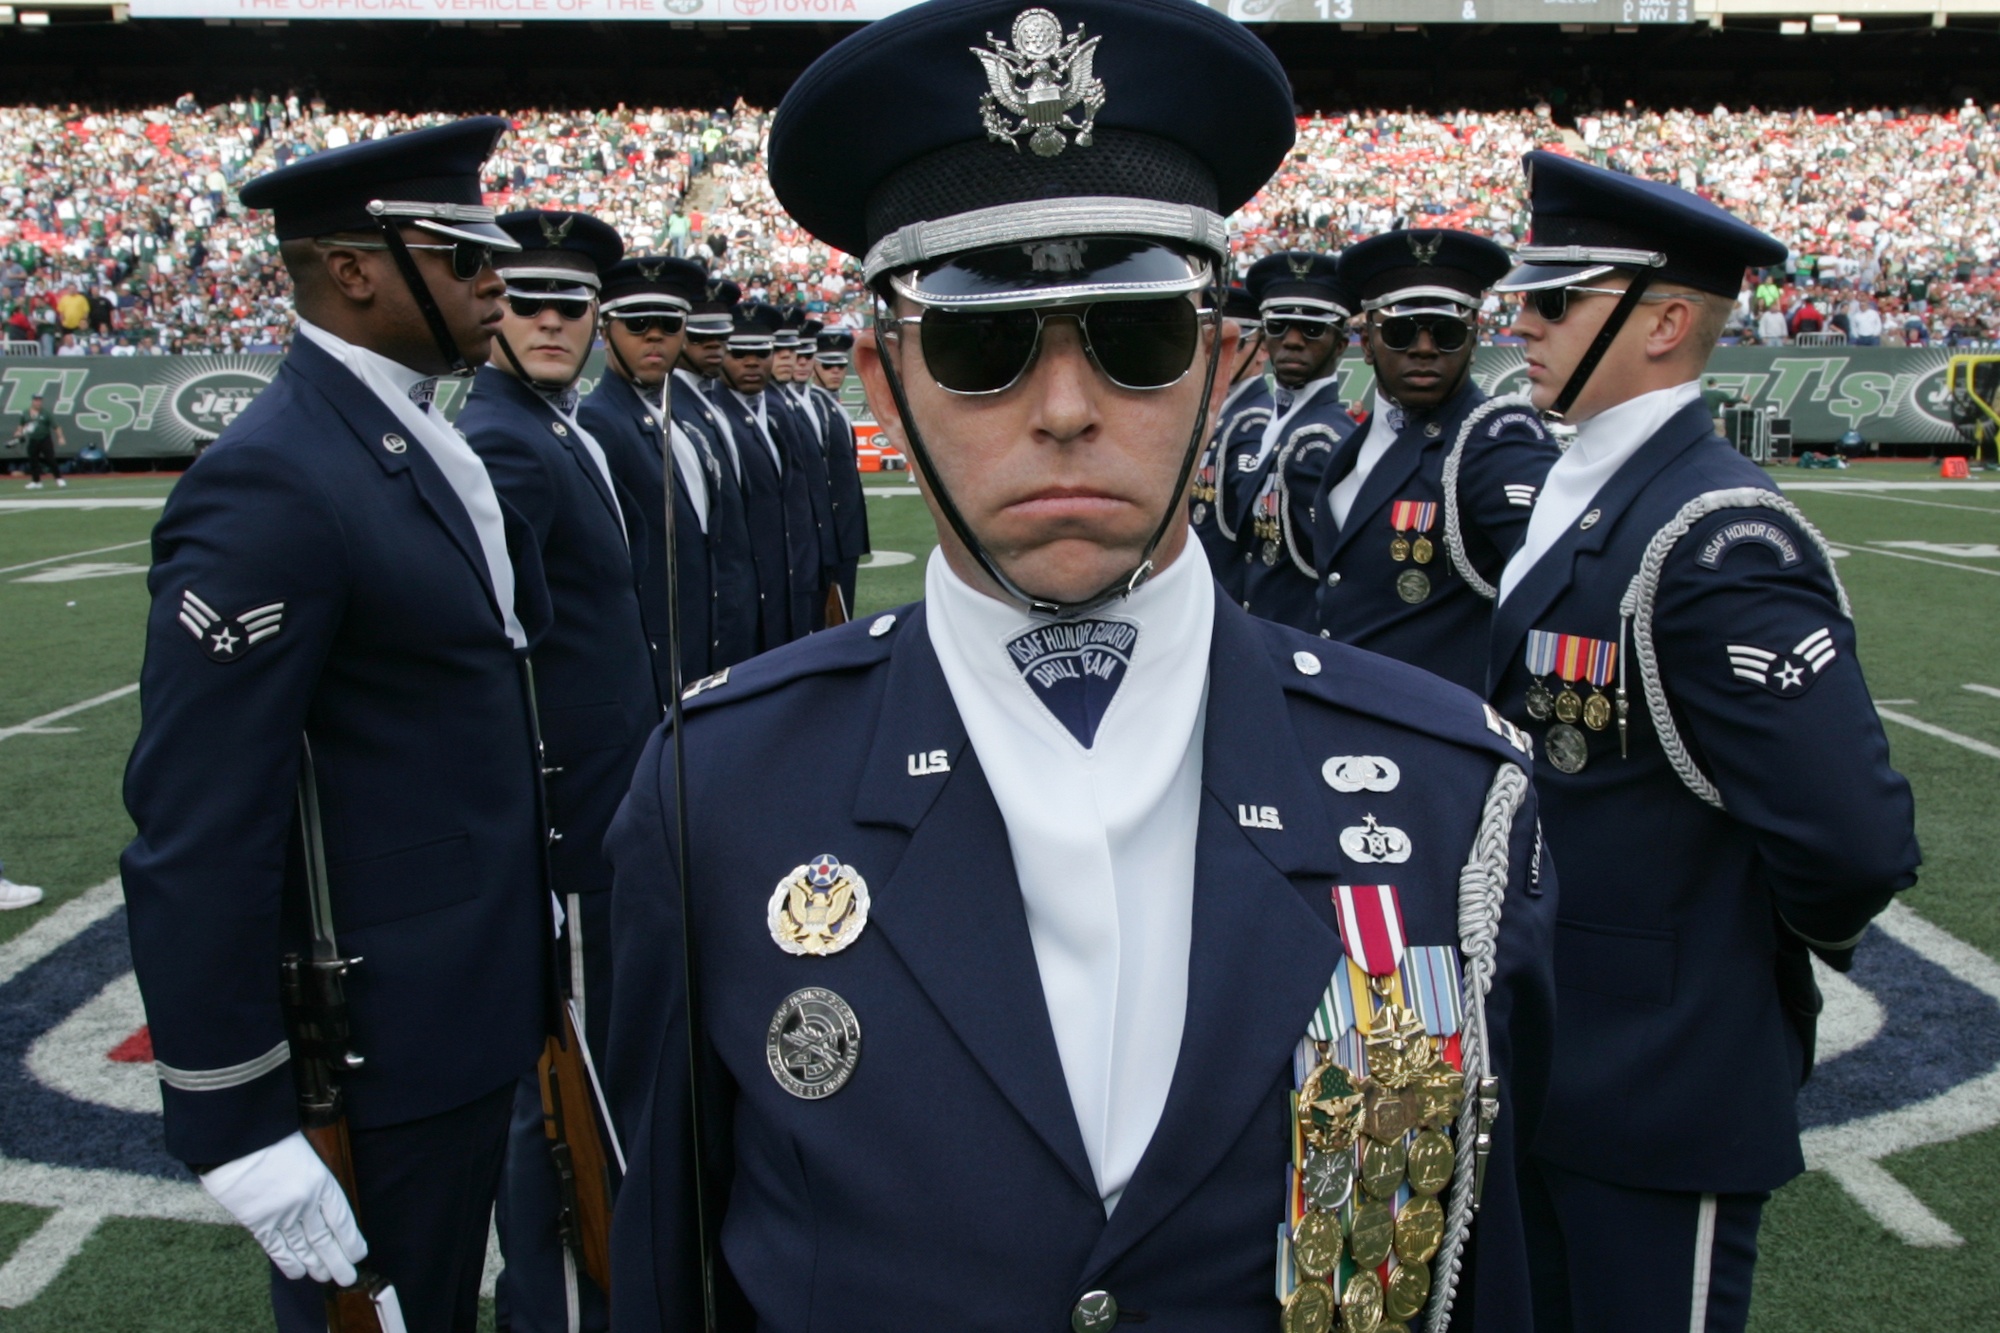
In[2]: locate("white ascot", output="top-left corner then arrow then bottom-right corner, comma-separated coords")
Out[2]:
1326,389 -> 1404,530
295,319 -> 526,648
926,542 -> 1212,1214
1498,380 -> 1703,604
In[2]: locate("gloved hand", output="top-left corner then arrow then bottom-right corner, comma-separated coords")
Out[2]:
199,1131 -> 369,1285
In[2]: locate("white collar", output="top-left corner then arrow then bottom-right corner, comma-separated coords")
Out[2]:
1567,379 -> 1704,470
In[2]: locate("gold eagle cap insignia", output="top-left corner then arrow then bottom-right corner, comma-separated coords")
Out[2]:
768,855 -> 872,957
539,213 -> 577,247
971,7 -> 1106,159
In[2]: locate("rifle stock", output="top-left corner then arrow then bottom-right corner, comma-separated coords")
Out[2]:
824,582 -> 850,627
538,1001 -> 615,1292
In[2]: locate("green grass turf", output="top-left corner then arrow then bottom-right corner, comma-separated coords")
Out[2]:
3,468 -> 1999,1327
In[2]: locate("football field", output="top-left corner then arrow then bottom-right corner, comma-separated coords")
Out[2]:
0,464 -> 1996,1329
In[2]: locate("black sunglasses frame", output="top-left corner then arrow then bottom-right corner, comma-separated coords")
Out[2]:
613,314 -> 687,336
1262,316 -> 1338,342
506,294 -> 593,322
319,237 -> 497,283
896,298 -> 1209,397
1374,313 -> 1473,354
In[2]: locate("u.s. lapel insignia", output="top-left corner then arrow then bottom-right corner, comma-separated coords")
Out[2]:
1339,814 -> 1412,864
971,8 -> 1105,158
768,854 -> 872,957
1323,755 -> 1401,793
179,590 -> 285,662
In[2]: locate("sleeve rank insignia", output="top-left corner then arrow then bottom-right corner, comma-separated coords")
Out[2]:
1728,626 -> 1836,697
179,590 -> 285,662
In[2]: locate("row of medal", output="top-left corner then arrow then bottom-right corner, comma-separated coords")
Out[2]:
1279,885 -> 1465,1333
1521,629 -> 1624,775
1387,501 -> 1436,606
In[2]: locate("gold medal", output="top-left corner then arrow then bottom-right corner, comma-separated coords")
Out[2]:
1393,1194 -> 1445,1263
1340,1269 -> 1386,1333
1395,569 -> 1431,604
1405,1127 -> 1455,1195
1360,1136 -> 1407,1200
1383,1260 -> 1431,1322
1362,1080 -> 1417,1143
1299,1059 -> 1364,1153
1524,678 -> 1555,722
1347,1198 -> 1395,1269
1413,1065 -> 1464,1129
1553,687 -> 1582,725
1583,689 -> 1612,732
1389,535 -> 1411,562
1362,1001 -> 1430,1091
1291,1207 -> 1344,1280
1411,535 -> 1434,565
1281,1280 -> 1335,1333
1545,722 -> 1589,775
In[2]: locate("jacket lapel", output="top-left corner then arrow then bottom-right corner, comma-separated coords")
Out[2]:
1488,402 -> 1713,689
1083,601 -> 1343,1277
1326,421 -> 1429,562
483,367 -> 627,537
851,611 -> 1099,1198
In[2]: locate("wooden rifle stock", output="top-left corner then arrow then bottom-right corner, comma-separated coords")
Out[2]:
301,1120 -> 392,1332
539,1002 -> 615,1292
824,582 -> 849,628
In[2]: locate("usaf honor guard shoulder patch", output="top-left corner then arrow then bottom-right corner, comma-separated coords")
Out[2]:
1727,626 -> 1836,697
179,590 -> 284,662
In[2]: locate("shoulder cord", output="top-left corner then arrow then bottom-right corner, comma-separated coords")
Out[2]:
1439,394 -> 1538,602
1277,423 -> 1348,577
1211,405 -> 1272,543
1426,759 -> 1529,1333
1616,487 -> 1852,811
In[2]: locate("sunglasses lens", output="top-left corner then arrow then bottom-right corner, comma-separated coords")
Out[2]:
919,307 -> 1041,394
1533,288 -> 1570,322
1378,316 -> 1418,351
1084,299 -> 1200,390
1379,315 -> 1471,353
1265,317 -> 1330,341
620,315 -> 684,336
509,296 -> 589,321
451,243 -> 493,282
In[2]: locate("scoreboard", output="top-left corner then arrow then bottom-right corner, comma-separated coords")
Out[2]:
126,0 -> 1693,23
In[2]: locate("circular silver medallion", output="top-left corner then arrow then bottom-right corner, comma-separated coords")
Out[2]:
1395,569 -> 1432,604
766,987 -> 861,1099
1544,722 -> 1590,775
1302,1146 -> 1357,1210
1192,501 -> 1209,526
1524,679 -> 1555,722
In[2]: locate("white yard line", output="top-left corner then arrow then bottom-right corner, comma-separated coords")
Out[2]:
0,1207 -> 107,1308
0,540 -> 150,578
1780,481 -> 2000,492
0,499 -> 165,512
0,879 -> 125,987
1793,490 -> 2000,516
1962,684 -> 2000,702
1825,543 -> 2000,579
1875,709 -> 2000,761
0,685 -> 140,744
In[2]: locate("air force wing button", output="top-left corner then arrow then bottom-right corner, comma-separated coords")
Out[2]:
381,432 -> 408,454
766,987 -> 861,1099
1323,755 -> 1401,793
1339,814 -> 1412,865
769,854 -> 872,956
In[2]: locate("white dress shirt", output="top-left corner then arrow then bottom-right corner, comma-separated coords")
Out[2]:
1326,389 -> 1405,530
926,542 -> 1212,1215
294,318 -> 526,648
632,381 -> 708,534
1498,380 -> 1703,604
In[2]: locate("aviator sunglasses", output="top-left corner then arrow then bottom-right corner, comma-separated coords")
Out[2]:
612,313 -> 686,336
322,238 -> 497,282
1374,313 -> 1472,354
1261,315 -> 1337,341
506,294 -> 593,321
1529,284 -> 1680,323
897,297 -> 1205,396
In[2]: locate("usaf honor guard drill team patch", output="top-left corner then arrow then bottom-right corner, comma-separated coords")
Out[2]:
768,854 -> 871,957
178,589 -> 285,662
1006,618 -> 1138,748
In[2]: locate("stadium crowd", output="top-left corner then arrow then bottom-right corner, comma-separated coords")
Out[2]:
2,92 -> 1998,352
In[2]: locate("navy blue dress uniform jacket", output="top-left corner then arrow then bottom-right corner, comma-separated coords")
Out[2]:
582,371 -> 715,689
708,385 -> 804,650
671,375 -> 762,671
1240,384 -> 1355,630
770,386 -> 838,628
1311,384 -> 1560,693
603,595 -> 1558,1332
459,366 -> 662,904
1487,401 -> 1919,1195
1192,378 -> 1273,601
806,381 -> 871,569
122,336 -> 553,1167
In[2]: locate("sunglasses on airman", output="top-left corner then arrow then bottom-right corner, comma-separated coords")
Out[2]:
896,297 -> 1206,396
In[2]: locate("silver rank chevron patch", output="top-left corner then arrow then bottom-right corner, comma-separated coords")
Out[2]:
179,590 -> 285,663
1727,626 -> 1836,698
972,8 -> 1105,158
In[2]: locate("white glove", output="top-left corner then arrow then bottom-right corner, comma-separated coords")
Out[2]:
200,1131 -> 369,1285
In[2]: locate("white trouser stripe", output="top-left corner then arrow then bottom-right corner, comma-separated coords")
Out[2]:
1688,1192 -> 1719,1333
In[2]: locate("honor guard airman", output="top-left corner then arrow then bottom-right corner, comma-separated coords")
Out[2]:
1189,281 -> 1267,588
1306,230 -> 1561,692
455,207 -> 651,1332
768,309 -> 844,626
1236,251 -> 1360,630
1484,152 -> 1921,1333
122,118 -> 553,1330
603,3 -> 1556,1330
584,254 -> 754,695
672,278 -> 764,670
807,327 -> 873,616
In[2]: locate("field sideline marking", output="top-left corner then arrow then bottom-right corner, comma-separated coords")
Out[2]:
1792,490 -> 2000,516
0,540 -> 150,578
1875,708 -> 2000,761
1825,543 -> 2000,579
0,684 -> 140,744
0,499 -> 166,512
0,879 -> 123,988
1963,683 -> 2000,702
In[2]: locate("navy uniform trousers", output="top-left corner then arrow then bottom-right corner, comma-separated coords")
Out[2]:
1486,402 -> 1920,1333
462,366 -> 663,1333
1239,382 -> 1354,630
807,380 -> 870,614
122,336 -> 552,1329
603,595 -> 1558,1332
1309,382 -> 1560,692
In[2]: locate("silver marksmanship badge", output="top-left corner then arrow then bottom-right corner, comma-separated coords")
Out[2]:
972,8 -> 1106,158
768,854 -> 872,957
1545,722 -> 1590,774
766,987 -> 861,1100
1340,813 -> 1412,864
